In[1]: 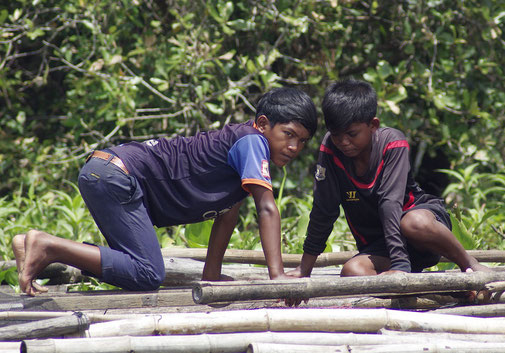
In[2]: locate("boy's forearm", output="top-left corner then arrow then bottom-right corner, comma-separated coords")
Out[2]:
299,252 -> 318,277
248,184 -> 286,279
202,204 -> 240,281
258,213 -> 285,278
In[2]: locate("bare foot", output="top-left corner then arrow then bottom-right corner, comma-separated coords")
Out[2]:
12,234 -> 26,274
12,233 -> 49,295
16,230 -> 54,296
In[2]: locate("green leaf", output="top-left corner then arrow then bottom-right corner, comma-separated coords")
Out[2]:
449,213 -> 476,250
185,220 -> 214,247
205,102 -> 224,115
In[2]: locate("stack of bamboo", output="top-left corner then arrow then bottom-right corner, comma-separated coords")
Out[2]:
2,307 -> 505,352
1,249 -> 505,353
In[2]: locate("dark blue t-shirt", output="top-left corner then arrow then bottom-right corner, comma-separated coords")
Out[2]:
110,120 -> 272,227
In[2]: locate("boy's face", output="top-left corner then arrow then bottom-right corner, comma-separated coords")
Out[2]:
257,116 -> 311,167
329,118 -> 379,159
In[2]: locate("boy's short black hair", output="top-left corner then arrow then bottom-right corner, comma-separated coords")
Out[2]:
322,79 -> 377,132
255,87 -> 318,137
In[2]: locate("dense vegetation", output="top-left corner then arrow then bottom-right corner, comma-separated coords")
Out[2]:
1,0 -> 504,283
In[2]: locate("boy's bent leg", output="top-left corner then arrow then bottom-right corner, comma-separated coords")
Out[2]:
12,233 -> 48,294
341,254 -> 390,276
401,208 -> 490,272
78,158 -> 165,291
16,230 -> 101,296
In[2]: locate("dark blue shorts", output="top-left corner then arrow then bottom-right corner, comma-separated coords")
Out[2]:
358,199 -> 451,273
78,153 -> 165,290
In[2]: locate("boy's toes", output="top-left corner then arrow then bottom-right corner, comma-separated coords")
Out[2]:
32,281 -> 49,293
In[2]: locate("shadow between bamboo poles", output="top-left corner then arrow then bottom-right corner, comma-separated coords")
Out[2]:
192,271 -> 505,304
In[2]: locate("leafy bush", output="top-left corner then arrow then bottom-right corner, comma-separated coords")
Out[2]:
1,0 -> 505,278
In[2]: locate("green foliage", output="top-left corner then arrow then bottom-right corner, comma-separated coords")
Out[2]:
438,166 -> 505,250
1,0 -> 505,282
0,267 -> 18,286
67,278 -> 118,292
0,182 -> 102,261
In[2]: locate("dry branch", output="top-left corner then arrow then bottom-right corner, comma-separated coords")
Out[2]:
192,270 -> 505,304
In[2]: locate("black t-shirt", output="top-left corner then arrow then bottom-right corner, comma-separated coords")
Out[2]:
304,127 -> 438,271
110,120 -> 273,227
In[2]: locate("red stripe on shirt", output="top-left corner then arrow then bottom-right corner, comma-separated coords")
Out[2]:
402,191 -> 415,211
320,140 -> 409,190
346,215 -> 368,245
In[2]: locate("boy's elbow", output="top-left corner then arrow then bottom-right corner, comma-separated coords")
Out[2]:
257,202 -> 279,219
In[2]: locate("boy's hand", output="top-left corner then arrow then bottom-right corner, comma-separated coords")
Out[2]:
270,272 -> 298,280
285,266 -> 304,278
282,266 -> 311,306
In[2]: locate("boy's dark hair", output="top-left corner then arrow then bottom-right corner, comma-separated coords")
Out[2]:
255,87 -> 318,137
322,79 -> 377,132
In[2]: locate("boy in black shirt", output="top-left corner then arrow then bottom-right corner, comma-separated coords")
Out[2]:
292,79 -> 489,279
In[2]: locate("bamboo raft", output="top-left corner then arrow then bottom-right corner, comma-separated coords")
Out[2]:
1,248 -> 505,353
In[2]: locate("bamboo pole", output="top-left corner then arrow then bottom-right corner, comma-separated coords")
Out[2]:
2,249 -> 504,281
0,342 -> 21,353
247,342 -> 505,353
0,311 -> 135,324
432,303 -> 505,317
20,331 -> 505,353
78,308 -> 505,337
247,343 -> 349,353
2,250 -> 503,287
379,329 -> 505,343
192,270 -> 505,304
160,248 -> 505,267
0,312 -> 89,341
485,281 -> 505,292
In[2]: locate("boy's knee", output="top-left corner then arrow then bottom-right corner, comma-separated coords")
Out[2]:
401,210 -> 434,236
341,260 -> 369,277
137,261 -> 165,291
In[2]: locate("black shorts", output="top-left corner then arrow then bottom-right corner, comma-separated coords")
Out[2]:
358,199 -> 451,273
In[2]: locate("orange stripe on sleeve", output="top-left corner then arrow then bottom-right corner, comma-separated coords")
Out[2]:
242,179 -> 273,192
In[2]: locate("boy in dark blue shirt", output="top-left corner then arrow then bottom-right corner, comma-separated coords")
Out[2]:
291,79 -> 489,281
13,87 -> 318,296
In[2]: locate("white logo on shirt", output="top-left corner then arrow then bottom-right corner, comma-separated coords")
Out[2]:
315,164 -> 326,181
144,139 -> 159,147
261,160 -> 270,179
202,207 -> 231,220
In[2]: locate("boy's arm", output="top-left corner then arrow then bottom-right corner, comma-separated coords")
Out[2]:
377,139 -> 412,272
302,145 -> 341,271
202,201 -> 242,281
248,184 -> 288,279
288,252 -> 319,278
